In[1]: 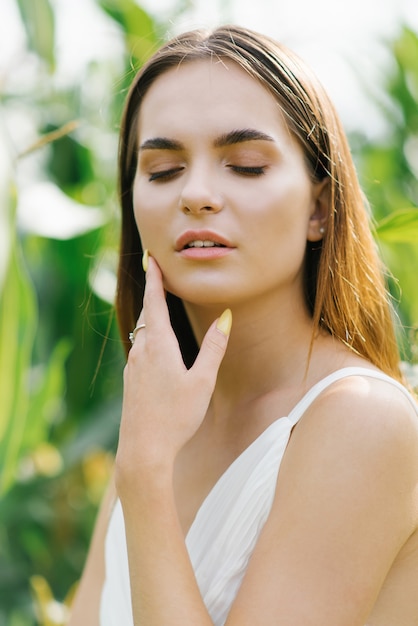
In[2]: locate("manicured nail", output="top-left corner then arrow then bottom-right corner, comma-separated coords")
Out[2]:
216,309 -> 232,336
142,249 -> 149,272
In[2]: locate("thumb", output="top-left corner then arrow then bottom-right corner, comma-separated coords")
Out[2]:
192,309 -> 232,385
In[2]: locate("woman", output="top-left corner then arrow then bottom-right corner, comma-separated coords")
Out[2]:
69,26 -> 418,625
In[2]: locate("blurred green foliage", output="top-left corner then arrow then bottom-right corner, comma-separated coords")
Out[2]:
0,2 -> 417,624
353,26 -> 418,358
0,1 -> 165,624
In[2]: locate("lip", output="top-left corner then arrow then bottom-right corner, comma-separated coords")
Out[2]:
175,229 -> 235,252
175,229 -> 235,261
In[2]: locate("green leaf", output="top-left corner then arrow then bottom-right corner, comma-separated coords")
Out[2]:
99,0 -> 154,35
374,208 -> 418,243
0,182 -> 37,495
98,0 -> 159,63
16,0 -> 55,72
22,339 -> 72,453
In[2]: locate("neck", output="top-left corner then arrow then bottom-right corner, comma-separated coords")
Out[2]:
184,292 -> 324,409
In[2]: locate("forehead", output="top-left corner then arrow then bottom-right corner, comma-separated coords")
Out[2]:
137,58 -> 292,143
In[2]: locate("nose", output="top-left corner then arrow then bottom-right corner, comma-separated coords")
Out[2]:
179,163 -> 224,215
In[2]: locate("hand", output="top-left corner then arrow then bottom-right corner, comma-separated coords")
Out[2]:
115,255 -> 232,493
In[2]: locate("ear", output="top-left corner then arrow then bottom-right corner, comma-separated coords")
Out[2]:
307,177 -> 330,242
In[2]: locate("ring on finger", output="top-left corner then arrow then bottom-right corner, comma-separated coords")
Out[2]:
129,323 -> 146,345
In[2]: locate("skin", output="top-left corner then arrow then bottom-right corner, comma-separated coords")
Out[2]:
69,60 -> 418,625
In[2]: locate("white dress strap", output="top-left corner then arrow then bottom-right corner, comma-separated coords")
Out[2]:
287,366 -> 418,427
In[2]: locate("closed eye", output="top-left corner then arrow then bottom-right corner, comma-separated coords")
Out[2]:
148,167 -> 184,182
229,165 -> 266,176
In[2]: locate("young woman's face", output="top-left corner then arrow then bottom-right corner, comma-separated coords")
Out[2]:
133,59 -> 325,309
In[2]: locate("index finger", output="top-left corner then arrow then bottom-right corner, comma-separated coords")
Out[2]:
142,254 -> 173,337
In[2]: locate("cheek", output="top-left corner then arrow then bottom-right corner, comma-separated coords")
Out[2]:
132,180 -> 164,246
241,177 -> 313,233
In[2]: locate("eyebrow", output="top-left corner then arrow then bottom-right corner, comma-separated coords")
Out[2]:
214,128 -> 274,148
139,137 -> 183,151
139,128 -> 274,152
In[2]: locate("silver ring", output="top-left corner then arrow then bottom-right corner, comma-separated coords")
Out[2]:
129,323 -> 146,345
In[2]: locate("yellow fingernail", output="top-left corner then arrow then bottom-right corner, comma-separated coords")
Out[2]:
216,309 -> 232,336
142,249 -> 149,272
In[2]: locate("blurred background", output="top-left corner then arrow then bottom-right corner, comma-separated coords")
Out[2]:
1,0 -> 418,624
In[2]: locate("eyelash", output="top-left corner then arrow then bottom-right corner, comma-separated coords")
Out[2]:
229,165 -> 266,176
148,168 -> 183,182
148,164 -> 267,182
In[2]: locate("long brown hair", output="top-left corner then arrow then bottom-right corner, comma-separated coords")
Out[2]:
115,25 -> 403,380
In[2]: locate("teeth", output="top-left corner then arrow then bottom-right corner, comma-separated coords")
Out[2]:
186,240 -> 224,248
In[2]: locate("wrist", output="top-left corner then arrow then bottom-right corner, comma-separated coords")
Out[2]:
115,451 -> 174,502
118,469 -> 177,534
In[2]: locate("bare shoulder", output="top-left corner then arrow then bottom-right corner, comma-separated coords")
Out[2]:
287,371 -> 418,500
227,374 -> 418,624
318,371 -> 418,421
294,371 -> 418,469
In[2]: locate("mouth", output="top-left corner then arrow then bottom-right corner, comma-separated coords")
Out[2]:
175,230 -> 234,252
184,240 -> 227,249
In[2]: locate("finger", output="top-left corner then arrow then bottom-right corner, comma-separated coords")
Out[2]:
142,256 -> 170,326
192,309 -> 232,386
132,304 -> 145,344
135,309 -> 145,327
141,256 -> 181,356
130,254 -> 165,345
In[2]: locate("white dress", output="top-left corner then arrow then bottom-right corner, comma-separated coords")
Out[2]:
100,367 -> 418,625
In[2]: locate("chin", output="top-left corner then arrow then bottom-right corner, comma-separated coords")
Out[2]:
171,291 -> 231,309
164,275 -> 233,302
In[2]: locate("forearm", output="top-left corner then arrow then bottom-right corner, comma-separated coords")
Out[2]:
68,476 -> 116,626
119,473 -> 214,626
115,257 -> 231,624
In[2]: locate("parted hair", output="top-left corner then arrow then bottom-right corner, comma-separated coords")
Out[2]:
115,25 -> 403,380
